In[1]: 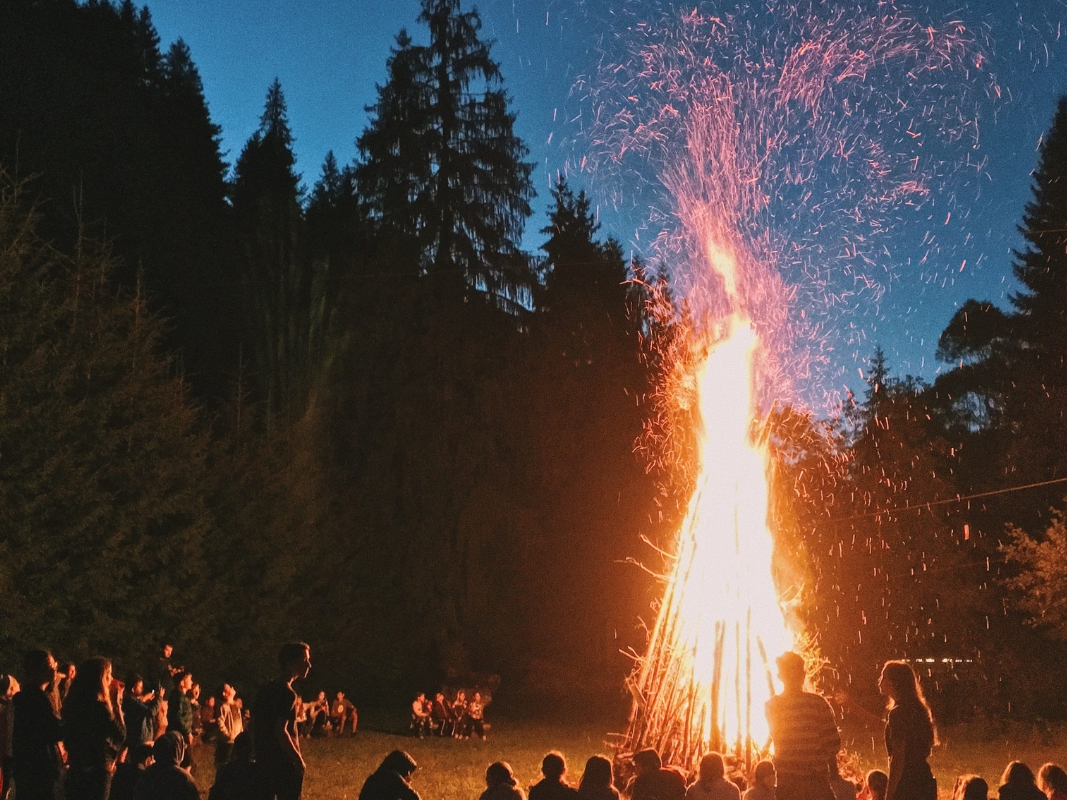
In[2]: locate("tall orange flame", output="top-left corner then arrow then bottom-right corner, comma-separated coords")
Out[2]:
622,242 -> 795,766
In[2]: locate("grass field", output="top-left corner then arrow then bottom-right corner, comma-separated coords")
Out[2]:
188,715 -> 1067,799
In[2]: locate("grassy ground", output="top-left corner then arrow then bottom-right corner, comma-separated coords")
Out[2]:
189,716 -> 1067,799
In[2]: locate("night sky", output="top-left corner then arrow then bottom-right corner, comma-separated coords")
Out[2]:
148,0 -> 1067,401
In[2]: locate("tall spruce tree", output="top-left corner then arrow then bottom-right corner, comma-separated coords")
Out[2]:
233,80 -> 311,418
356,0 -> 535,305
935,97 -> 1067,524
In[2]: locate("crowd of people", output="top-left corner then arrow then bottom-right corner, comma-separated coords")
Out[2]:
4,643 -> 1067,800
0,640 -> 320,800
409,689 -> 489,739
362,651 -> 1067,800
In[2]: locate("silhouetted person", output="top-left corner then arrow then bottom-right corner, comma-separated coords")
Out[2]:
482,761 -> 526,800
210,731 -> 267,800
360,750 -> 420,800
766,652 -> 839,800
58,663 -> 76,708
998,763 -> 1045,800
63,656 -> 126,800
1038,764 -> 1067,800
134,731 -> 198,800
878,661 -> 936,800
629,750 -> 686,800
0,672 -> 18,799
577,755 -> 619,800
110,742 -> 154,800
950,775 -> 987,800
861,770 -> 888,800
11,650 -> 64,800
687,754 -> 741,800
254,641 -> 312,800
743,761 -> 777,800
531,752 -> 580,800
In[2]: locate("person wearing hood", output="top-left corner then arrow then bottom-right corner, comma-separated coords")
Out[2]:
133,731 -> 198,800
360,750 -> 421,800
482,762 -> 526,800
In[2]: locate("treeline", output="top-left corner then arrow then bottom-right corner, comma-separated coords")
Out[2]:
3,0 -> 1067,722
0,0 -> 673,704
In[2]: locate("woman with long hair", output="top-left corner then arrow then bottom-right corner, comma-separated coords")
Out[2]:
63,656 -> 126,800
878,661 -> 937,800
998,762 -> 1046,800
578,756 -> 620,800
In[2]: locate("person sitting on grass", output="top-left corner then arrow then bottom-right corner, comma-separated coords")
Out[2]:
950,775 -> 988,800
686,753 -> 741,800
829,756 -> 858,800
530,752 -> 580,800
332,691 -> 358,735
860,770 -> 888,800
133,731 -> 198,800
451,690 -> 470,738
411,693 -> 432,738
430,692 -> 451,736
209,731 -> 266,800
110,742 -> 153,800
467,691 -> 488,740
629,749 -> 686,800
1000,762 -> 1047,800
1038,764 -> 1067,800
310,690 -> 331,737
577,755 -> 619,800
359,750 -> 421,800
743,761 -> 776,800
482,761 -> 526,800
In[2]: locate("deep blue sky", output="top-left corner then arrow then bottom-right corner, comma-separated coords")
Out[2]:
147,0 -> 1067,399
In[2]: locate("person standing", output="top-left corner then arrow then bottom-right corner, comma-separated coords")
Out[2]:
166,671 -> 195,768
765,651 -> 840,800
253,642 -> 312,800
63,657 -> 126,800
121,675 -> 158,747
878,661 -> 937,800
0,673 -> 20,800
11,650 -> 64,800
215,683 -> 243,767
153,644 -> 182,697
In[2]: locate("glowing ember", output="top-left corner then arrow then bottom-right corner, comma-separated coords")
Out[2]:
604,2 -> 990,768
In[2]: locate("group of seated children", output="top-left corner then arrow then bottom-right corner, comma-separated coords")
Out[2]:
295,690 -> 358,737
410,689 -> 489,739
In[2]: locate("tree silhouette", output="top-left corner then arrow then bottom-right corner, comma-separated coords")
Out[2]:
356,0 -> 535,306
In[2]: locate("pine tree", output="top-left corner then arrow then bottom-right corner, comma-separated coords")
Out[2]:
233,80 -> 310,418
0,176 -> 213,665
356,0 -> 535,305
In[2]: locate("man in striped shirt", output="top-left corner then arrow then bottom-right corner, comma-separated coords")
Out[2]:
765,651 -> 840,800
